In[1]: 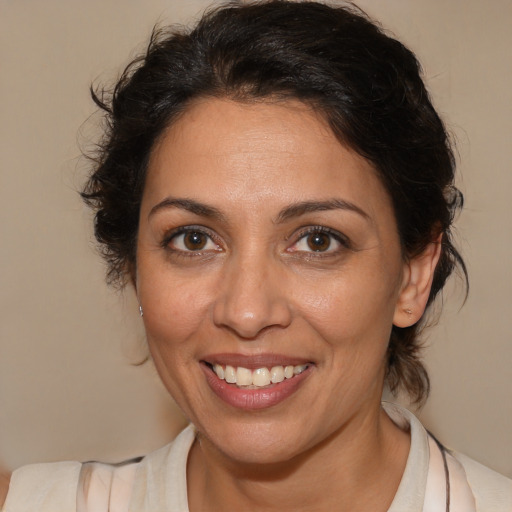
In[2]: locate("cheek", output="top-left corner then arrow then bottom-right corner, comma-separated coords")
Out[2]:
138,266 -> 214,348
298,278 -> 396,406
297,269 -> 399,345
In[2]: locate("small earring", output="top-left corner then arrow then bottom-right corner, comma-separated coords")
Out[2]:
139,305 -> 144,317
404,308 -> 412,315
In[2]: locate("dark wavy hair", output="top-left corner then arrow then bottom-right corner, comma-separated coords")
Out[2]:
82,0 -> 467,404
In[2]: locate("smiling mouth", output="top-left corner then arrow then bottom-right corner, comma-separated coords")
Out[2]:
204,362 -> 311,389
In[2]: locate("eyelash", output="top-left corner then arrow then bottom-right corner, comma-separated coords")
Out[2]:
161,225 -> 222,257
288,226 -> 350,257
161,225 -> 350,258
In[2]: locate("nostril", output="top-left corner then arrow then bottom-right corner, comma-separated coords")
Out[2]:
212,266 -> 293,338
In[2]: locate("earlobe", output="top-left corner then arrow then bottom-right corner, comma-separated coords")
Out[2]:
393,236 -> 442,328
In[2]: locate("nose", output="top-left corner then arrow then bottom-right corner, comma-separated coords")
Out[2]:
212,253 -> 292,339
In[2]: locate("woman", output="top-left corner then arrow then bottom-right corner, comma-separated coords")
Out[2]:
2,1 -> 511,510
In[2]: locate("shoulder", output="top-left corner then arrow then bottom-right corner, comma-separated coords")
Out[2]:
452,451 -> 512,511
382,402 -> 512,511
1,425 -> 195,512
128,424 -> 195,510
3,461 -> 81,512
3,458 -> 139,512
77,458 -> 141,512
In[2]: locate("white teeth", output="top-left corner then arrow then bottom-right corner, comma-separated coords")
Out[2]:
225,365 -> 236,384
252,368 -> 271,387
294,364 -> 307,375
213,364 -> 224,380
236,367 -> 253,386
270,366 -> 284,383
211,363 -> 308,387
284,365 -> 294,379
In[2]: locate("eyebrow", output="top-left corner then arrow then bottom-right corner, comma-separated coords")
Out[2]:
275,199 -> 370,223
148,197 -> 226,222
148,197 -> 369,224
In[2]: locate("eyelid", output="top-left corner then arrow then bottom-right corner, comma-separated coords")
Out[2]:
161,225 -> 222,252
287,225 -> 350,253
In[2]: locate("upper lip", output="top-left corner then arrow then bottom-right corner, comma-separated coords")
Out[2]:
201,353 -> 313,369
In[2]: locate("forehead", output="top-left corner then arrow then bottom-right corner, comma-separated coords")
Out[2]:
143,98 -> 394,222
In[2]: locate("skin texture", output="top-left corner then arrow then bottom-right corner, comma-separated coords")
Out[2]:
0,471 -> 9,508
136,98 -> 440,511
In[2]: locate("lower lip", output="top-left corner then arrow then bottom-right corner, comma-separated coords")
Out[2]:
201,364 -> 313,410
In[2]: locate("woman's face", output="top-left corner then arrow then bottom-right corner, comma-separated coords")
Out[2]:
137,98 -> 408,464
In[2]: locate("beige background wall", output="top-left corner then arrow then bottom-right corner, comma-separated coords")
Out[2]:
1,0 -> 511,478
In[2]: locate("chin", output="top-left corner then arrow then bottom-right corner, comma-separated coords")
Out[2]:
199,418 -> 315,467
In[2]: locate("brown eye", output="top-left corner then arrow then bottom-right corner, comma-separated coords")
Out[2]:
306,232 -> 331,252
167,228 -> 220,253
288,227 -> 347,255
184,231 -> 207,250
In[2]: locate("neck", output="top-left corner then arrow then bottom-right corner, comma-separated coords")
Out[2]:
187,403 -> 410,512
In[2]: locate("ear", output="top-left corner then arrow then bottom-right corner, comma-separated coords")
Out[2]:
393,235 -> 442,328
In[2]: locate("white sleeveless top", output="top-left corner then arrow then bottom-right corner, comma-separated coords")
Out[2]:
4,403 -> 511,511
